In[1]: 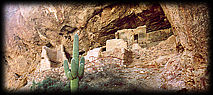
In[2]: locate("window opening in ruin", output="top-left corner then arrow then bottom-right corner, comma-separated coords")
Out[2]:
46,42 -> 53,48
79,50 -> 86,55
101,47 -> 106,52
134,34 -> 138,43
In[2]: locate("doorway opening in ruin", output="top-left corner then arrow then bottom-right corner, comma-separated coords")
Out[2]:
134,34 -> 138,43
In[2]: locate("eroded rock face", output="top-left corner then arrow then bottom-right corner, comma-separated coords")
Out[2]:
160,3 -> 209,65
4,4 -> 41,90
159,3 -> 210,90
4,2 -> 170,90
4,2 -> 210,91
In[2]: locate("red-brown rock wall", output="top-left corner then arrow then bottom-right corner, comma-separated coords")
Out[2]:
3,2 -> 172,90
160,3 -> 209,65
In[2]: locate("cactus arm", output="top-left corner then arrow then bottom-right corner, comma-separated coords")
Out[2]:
78,57 -> 85,79
63,60 -> 69,76
71,58 -> 78,78
64,60 -> 74,80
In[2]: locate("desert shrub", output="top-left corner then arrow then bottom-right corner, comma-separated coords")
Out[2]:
30,77 -> 70,92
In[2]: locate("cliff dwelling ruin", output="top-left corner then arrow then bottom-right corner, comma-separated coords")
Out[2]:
115,25 -> 173,48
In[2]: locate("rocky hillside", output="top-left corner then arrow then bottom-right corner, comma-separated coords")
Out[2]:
4,2 -> 209,92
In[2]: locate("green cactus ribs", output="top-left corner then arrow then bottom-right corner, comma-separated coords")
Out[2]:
64,33 -> 85,92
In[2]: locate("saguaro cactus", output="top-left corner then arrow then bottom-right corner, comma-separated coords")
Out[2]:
64,33 -> 85,92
